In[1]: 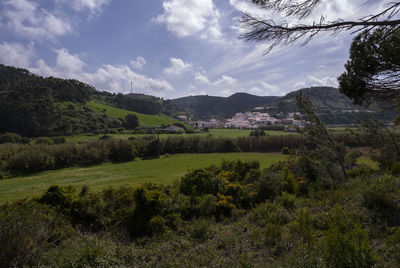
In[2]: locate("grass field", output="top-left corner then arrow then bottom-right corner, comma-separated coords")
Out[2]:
64,128 -> 290,142
0,153 -> 286,204
87,101 -> 184,127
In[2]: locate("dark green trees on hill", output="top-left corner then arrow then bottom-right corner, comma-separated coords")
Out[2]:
0,85 -> 59,137
0,64 -> 119,137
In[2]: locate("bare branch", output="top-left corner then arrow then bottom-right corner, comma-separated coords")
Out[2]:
241,1 -> 400,49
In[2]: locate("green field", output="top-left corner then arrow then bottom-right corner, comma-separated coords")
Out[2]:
0,153 -> 286,204
64,128 -> 289,142
88,101 -> 184,127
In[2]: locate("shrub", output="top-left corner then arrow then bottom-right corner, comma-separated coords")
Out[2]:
52,137 -> 66,144
281,192 -> 296,209
347,165 -> 374,178
0,132 -> 23,144
391,162 -> 400,176
127,187 -> 165,237
281,146 -> 290,155
254,171 -> 282,203
7,150 -> 55,174
323,224 -> 377,267
179,169 -> 224,197
107,139 -> 136,162
189,218 -> 210,242
0,202 -> 74,267
34,137 -> 54,145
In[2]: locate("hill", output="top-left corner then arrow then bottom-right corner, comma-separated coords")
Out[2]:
0,64 -> 185,137
266,87 -> 396,124
164,92 -> 279,119
164,87 -> 396,124
87,101 -> 186,127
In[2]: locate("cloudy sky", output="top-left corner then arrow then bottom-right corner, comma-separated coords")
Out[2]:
0,0 -> 390,98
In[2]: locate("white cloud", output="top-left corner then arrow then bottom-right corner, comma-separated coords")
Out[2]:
307,75 -> 338,87
61,0 -> 111,13
1,0 -> 72,41
194,73 -> 210,85
213,75 -> 237,86
83,65 -> 174,95
0,42 -> 35,68
29,48 -> 174,96
155,0 -> 222,40
130,57 -> 146,70
164,57 -> 192,76
55,49 -> 85,75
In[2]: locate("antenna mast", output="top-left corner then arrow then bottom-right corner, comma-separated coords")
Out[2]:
130,81 -> 133,94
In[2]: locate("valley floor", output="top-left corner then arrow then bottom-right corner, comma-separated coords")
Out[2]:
0,152 -> 286,204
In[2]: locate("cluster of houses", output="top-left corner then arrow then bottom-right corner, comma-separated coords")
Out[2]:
224,112 -> 304,129
183,111 -> 306,129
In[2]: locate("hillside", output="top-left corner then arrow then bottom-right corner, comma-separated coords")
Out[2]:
164,92 -> 279,119
88,101 -> 186,127
0,64 -> 184,137
266,87 -> 396,124
164,87 -> 396,124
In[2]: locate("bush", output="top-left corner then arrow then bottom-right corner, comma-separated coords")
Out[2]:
281,147 -> 290,155
391,162 -> 400,176
52,137 -> 66,144
323,224 -> 377,267
7,150 -> 55,174
189,218 -> 210,242
180,169 -> 224,197
0,132 -> 23,144
34,137 -> 54,145
0,202 -> 74,267
127,187 -> 166,237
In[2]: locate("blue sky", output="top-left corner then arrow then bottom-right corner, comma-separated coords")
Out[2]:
0,0 -> 390,98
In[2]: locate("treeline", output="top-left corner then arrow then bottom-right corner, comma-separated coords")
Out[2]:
1,155 -> 398,266
0,132 -> 375,177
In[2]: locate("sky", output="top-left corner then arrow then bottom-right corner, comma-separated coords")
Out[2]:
0,0 -> 391,99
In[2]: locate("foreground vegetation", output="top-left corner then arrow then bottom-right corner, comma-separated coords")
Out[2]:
1,154 -> 400,267
0,153 -> 285,204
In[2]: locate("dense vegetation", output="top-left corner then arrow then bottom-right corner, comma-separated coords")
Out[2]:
164,93 -> 279,119
0,65 -> 184,137
1,149 -> 400,266
0,129 -> 375,178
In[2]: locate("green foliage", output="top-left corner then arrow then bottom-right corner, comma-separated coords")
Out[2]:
0,133 -> 23,144
249,129 -> 266,137
124,114 -> 139,130
127,187 -> 166,237
338,28 -> 400,104
281,146 -> 290,155
323,224 -> 377,267
179,169 -> 224,197
0,201 -> 74,267
35,137 -> 54,145
391,161 -> 400,176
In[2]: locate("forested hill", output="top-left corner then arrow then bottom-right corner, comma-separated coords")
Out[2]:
0,64 -> 178,137
163,93 -> 279,119
164,87 -> 396,123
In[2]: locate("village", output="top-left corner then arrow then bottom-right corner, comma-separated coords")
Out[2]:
178,109 -> 306,130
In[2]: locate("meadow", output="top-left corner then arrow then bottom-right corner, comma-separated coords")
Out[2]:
88,101 -> 184,127
0,152 -> 286,204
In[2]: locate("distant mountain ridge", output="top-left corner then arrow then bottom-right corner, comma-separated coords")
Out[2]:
164,92 -> 279,119
163,87 -> 396,123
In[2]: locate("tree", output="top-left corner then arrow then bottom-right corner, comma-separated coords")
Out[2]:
241,1 -> 400,51
338,27 -> 400,104
296,92 -> 347,181
124,114 -> 139,130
